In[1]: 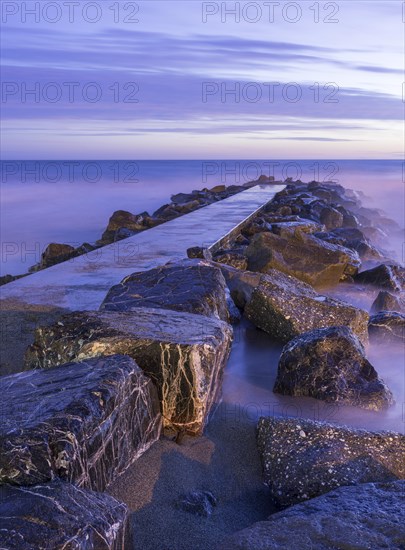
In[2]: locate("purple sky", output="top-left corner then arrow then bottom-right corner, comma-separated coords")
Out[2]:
1,1 -> 403,159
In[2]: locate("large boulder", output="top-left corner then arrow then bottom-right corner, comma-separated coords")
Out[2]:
39,242 -> 76,269
25,308 -> 233,436
355,264 -> 404,291
99,209 -> 157,244
371,290 -> 402,313
369,311 -> 405,343
100,259 -> 231,324
256,417 -> 405,507
0,480 -> 130,550
274,326 -> 393,411
246,229 -> 360,288
0,354 -> 161,490
221,481 -> 405,550
244,268 -> 369,344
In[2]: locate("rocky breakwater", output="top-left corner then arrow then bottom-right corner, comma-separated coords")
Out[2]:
25,260 -> 234,436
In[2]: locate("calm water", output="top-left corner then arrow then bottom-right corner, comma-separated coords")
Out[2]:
1,159 -> 404,434
1,159 -> 403,276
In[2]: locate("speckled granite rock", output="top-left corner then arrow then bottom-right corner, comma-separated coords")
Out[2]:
25,308 -> 233,436
246,229 -> 360,287
274,326 -> 393,411
0,480 -> 130,549
0,355 -> 161,489
355,264 -> 405,291
257,417 -> 405,507
244,268 -> 369,344
100,259 -> 230,323
269,218 -> 324,236
371,290 -> 402,313
369,311 -> 405,343
212,250 -> 248,271
221,481 -> 405,550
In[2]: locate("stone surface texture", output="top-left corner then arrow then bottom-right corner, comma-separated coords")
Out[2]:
244,268 -> 369,344
0,354 -> 161,490
25,308 -> 233,436
257,417 -> 404,507
369,311 -> 405,343
221,481 -> 405,550
274,326 -> 393,411
0,480 -> 130,549
100,259 -> 230,323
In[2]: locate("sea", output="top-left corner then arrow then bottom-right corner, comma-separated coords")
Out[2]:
1,158 -> 404,433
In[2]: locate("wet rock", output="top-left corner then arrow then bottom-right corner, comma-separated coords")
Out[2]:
99,210 -> 153,244
246,230 -> 360,288
221,481 -> 405,550
355,264 -> 404,291
0,355 -> 161,489
25,308 -> 233,436
369,312 -> 405,343
152,203 -> 179,219
186,246 -> 213,260
269,218 -> 324,236
244,268 -> 369,344
39,242 -> 76,269
0,274 -> 25,286
274,326 -> 393,411
100,259 -> 230,323
216,264 -> 261,309
371,290 -> 402,313
176,490 -> 218,517
0,480 -> 130,550
256,416 -> 405,507
213,249 -> 248,270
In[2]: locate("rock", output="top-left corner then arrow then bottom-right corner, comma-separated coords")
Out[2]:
221,481 -> 405,550
0,274 -> 25,286
274,326 -> 393,411
0,480 -> 130,550
25,308 -> 233,436
99,210 -> 150,244
317,204 -> 344,229
39,242 -> 76,269
216,264 -> 262,309
187,246 -> 213,260
369,312 -> 405,343
0,354 -> 161,489
210,184 -> 226,193
152,203 -> 179,219
244,268 -> 369,344
213,250 -> 248,270
269,218 -> 324,236
171,191 -> 198,205
371,290 -> 402,313
246,230 -> 360,288
256,416 -> 405,507
176,490 -> 217,517
175,199 -> 201,214
355,264 -> 404,291
100,259 -> 230,323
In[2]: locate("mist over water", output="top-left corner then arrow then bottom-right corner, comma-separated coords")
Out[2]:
1,159 -> 403,276
1,159 -> 404,433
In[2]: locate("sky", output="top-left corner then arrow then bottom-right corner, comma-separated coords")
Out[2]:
0,0 -> 404,159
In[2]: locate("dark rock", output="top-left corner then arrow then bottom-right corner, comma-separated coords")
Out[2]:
355,264 -> 404,291
269,219 -> 324,237
0,355 -> 161,489
100,259 -> 230,323
175,199 -> 201,214
216,264 -> 261,309
99,210 -> 151,244
371,290 -> 402,313
257,416 -> 405,507
0,274 -> 24,286
171,191 -> 198,205
25,308 -> 233,436
274,326 -> 393,411
39,242 -> 76,269
187,246 -> 213,260
369,311 -> 405,343
213,250 -> 248,270
244,268 -> 369,344
317,204 -> 344,229
0,480 -> 130,550
221,481 -> 405,550
246,230 -> 360,288
176,490 -> 217,517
